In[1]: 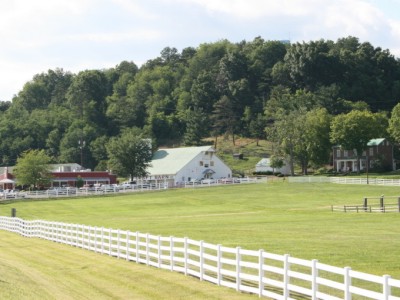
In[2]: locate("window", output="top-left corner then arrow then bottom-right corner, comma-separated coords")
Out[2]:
204,164 -> 209,168
343,150 -> 348,157
369,148 -> 374,156
336,149 -> 341,158
199,161 -> 203,166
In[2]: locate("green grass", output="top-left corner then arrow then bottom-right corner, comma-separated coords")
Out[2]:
1,182 -> 400,298
0,231 -> 255,300
214,138 -> 272,175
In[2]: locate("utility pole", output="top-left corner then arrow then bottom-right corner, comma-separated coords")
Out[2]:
78,139 -> 85,168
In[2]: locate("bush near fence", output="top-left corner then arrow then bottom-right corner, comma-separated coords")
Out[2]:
0,216 -> 399,300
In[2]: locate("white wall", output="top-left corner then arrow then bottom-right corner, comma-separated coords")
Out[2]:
255,159 -> 291,175
175,151 -> 231,184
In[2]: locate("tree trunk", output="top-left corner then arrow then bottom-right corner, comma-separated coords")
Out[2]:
289,146 -> 295,176
303,161 -> 308,175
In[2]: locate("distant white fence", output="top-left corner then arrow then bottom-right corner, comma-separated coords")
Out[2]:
1,216 -> 399,300
2,179 -> 260,201
289,176 -> 400,186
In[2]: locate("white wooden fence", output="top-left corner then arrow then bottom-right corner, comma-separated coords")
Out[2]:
1,216 -> 399,300
288,176 -> 400,186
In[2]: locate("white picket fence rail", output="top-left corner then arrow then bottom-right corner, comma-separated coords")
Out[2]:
1,216 -> 399,300
288,176 -> 400,186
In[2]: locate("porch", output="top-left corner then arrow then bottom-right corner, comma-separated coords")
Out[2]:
335,159 -> 367,172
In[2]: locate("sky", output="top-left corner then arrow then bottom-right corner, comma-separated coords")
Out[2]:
1,0 -> 400,101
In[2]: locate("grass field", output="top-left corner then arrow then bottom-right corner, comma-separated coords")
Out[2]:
1,182 -> 400,299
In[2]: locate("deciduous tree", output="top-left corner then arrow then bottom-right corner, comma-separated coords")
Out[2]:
13,149 -> 53,189
106,128 -> 153,180
388,103 -> 400,143
330,110 -> 387,172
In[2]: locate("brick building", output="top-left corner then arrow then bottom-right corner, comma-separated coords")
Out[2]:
332,138 -> 395,172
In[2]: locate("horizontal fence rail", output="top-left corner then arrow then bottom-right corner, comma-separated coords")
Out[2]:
289,176 -> 400,186
0,216 -> 399,299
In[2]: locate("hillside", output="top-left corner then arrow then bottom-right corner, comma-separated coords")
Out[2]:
0,36 -> 399,172
212,137 -> 273,176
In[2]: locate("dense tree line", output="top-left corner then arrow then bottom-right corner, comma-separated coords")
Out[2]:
1,36 -> 400,172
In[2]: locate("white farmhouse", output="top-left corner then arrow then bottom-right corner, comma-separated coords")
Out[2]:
146,146 -> 232,186
255,158 -> 291,175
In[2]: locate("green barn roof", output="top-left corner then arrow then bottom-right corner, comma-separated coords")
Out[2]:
148,146 -> 214,176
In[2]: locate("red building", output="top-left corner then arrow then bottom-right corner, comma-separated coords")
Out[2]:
0,167 -> 15,190
332,138 -> 395,172
51,171 -> 117,187
0,164 -> 117,188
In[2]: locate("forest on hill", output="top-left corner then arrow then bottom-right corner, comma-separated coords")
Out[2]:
0,36 -> 400,171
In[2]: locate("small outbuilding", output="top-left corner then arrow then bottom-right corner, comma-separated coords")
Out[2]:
255,158 -> 291,175
0,167 -> 15,190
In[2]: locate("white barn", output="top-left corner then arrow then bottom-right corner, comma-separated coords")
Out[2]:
255,158 -> 291,175
146,146 -> 232,186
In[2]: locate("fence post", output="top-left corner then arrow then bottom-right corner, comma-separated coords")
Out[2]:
158,236 -> 161,268
236,246 -> 241,292
135,231 -> 139,263
258,249 -> 264,297
213,244 -> 220,286
65,223 -> 70,245
126,231 -> 130,261
383,274 -> 391,300
146,233 -> 149,265
117,230 -> 121,258
184,237 -> 188,276
79,224 -> 84,248
283,254 -> 290,300
311,259 -> 318,300
101,227 -> 104,254
200,240 -> 204,281
108,228 -> 112,256
344,266 -> 351,300
170,236 -> 174,271
398,197 -> 400,213
364,197 -> 368,212
92,227 -> 97,253
73,223 -> 77,247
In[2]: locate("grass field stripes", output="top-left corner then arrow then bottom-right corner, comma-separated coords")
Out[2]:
1,216 -> 400,300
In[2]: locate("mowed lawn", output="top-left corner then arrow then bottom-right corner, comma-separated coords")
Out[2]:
1,181 -> 400,298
